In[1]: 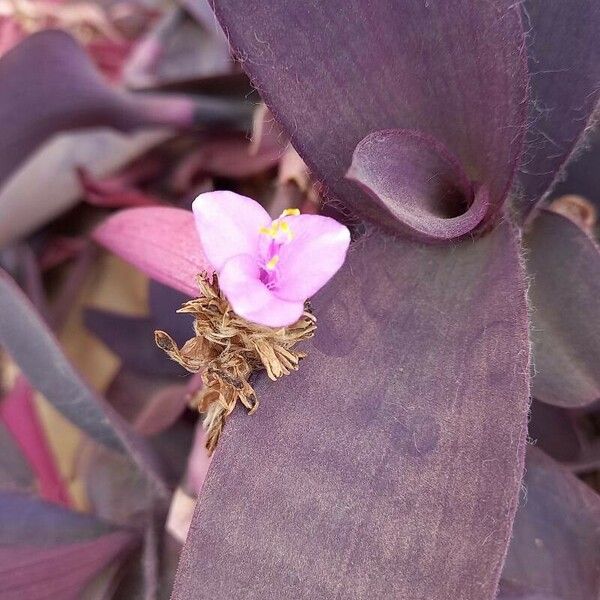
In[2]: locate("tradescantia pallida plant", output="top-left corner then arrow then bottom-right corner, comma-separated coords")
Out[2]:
90,1 -> 600,598
2,0 -> 598,598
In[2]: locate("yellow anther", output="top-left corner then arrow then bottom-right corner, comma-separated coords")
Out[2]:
266,255 -> 280,270
259,225 -> 277,238
281,208 -> 300,217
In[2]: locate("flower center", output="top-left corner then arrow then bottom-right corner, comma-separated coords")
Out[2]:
258,208 -> 300,288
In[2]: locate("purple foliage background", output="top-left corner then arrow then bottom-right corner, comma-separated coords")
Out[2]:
0,1 -> 598,599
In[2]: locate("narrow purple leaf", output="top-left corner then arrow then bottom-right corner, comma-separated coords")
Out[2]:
0,29 -> 244,187
172,221 -> 530,599
525,209 -> 600,407
0,491 -> 119,544
549,128 -> 600,207
0,269 -> 168,497
84,309 -> 187,378
517,0 -> 600,217
0,376 -> 72,506
501,447 -> 600,600
93,207 -> 209,297
0,493 -> 137,600
210,0 -> 528,237
0,422 -> 34,493
149,281 -> 193,345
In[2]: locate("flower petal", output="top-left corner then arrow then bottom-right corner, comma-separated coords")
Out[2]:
219,254 -> 304,327
275,214 -> 350,301
192,191 -> 271,271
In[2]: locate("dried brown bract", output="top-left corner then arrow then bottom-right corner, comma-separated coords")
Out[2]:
155,274 -> 316,454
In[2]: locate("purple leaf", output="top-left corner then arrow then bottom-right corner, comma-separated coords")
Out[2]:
0,492 -> 113,544
498,582 -> 562,600
84,309 -> 187,378
347,129 -> 488,240
517,0 -> 600,217
0,29 -> 246,188
528,401 -> 600,473
106,368 -> 188,435
149,281 -> 193,344
93,207 -> 209,297
549,127 -> 600,207
525,209 -> 600,407
0,268 -> 168,497
172,221 -> 530,599
0,422 -> 34,493
501,447 -> 600,600
210,0 -> 528,238
0,492 -> 136,600
124,4 -> 241,93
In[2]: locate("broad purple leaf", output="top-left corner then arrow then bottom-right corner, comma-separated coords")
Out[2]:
0,269 -> 168,497
0,492 -> 136,600
347,129 -> 487,240
501,447 -> 600,600
172,222 -> 530,599
498,582 -> 561,600
210,0 -> 528,238
93,207 -> 209,297
525,209 -> 600,407
517,0 -> 600,217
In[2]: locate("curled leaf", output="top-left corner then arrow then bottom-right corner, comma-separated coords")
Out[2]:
211,0 -> 528,237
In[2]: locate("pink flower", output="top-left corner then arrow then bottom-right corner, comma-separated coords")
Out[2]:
192,191 -> 351,327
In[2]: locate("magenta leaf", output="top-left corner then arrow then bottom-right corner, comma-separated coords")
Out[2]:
501,447 -> 600,600
210,0 -> 527,237
0,376 -> 72,506
93,207 -> 209,297
525,209 -> 600,407
517,0 -> 600,217
0,492 -> 137,600
0,269 -> 168,497
172,222 -> 530,599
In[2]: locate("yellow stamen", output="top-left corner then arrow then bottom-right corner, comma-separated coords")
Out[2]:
266,255 -> 280,270
281,208 -> 300,217
259,225 -> 277,238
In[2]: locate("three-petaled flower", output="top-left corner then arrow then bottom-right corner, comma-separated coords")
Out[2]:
192,191 -> 351,327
